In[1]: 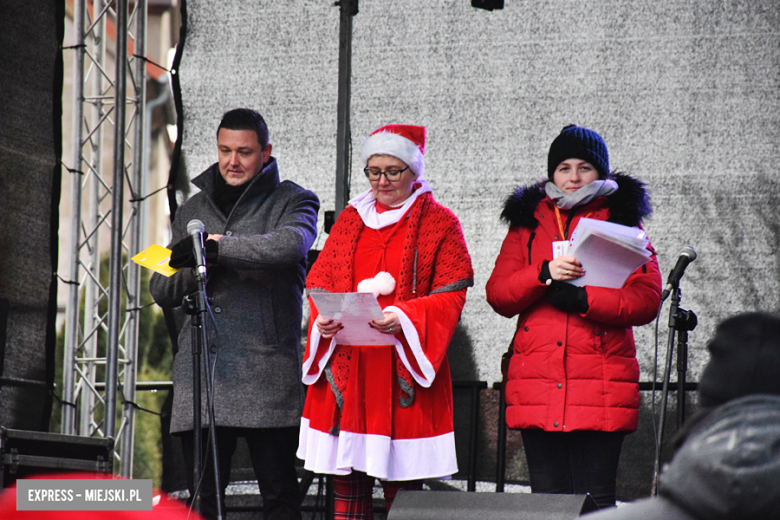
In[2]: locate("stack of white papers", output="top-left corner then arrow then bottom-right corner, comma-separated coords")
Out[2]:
566,218 -> 652,289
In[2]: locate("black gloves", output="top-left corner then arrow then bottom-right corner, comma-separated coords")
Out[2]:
539,260 -> 589,313
538,261 -> 552,284
545,280 -> 589,314
168,235 -> 219,268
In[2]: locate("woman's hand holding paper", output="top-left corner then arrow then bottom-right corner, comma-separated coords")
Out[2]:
370,312 -> 401,335
316,314 -> 343,338
548,255 -> 585,281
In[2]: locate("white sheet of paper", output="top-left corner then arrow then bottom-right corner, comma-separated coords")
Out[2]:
568,218 -> 648,253
309,292 -> 392,346
569,233 -> 651,289
564,218 -> 651,289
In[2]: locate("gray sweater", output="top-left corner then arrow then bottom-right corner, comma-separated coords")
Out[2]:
150,158 -> 319,433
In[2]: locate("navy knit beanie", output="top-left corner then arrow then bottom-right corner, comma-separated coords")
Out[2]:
698,312 -> 780,409
547,124 -> 610,180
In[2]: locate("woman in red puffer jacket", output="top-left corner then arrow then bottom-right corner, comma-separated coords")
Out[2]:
486,125 -> 662,510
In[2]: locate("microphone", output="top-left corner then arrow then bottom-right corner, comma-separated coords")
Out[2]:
186,219 -> 207,279
661,246 -> 697,300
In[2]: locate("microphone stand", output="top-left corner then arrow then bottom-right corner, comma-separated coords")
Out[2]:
182,237 -> 225,520
182,294 -> 203,515
651,285 -> 697,495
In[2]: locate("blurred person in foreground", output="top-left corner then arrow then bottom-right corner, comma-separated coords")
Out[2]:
584,311 -> 780,519
486,125 -> 662,509
150,108 -> 319,520
297,124 -> 473,518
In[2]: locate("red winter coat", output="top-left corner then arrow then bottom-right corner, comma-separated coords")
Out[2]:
486,174 -> 662,433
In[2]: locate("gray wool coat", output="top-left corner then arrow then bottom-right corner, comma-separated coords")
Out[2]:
150,158 -> 319,433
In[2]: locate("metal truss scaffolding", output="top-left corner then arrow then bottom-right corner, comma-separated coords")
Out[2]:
62,0 -> 148,479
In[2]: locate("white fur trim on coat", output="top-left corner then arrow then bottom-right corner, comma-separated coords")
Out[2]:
302,326 -> 335,384
348,180 -> 432,230
297,418 -> 457,480
385,305 -> 437,388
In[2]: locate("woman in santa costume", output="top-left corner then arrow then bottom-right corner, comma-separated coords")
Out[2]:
297,124 -> 473,517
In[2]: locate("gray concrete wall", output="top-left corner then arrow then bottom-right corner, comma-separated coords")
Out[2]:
177,0 -> 780,499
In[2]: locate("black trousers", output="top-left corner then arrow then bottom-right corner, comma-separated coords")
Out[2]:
180,426 -> 301,520
520,429 -> 626,510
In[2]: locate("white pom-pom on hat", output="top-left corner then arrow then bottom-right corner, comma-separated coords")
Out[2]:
361,124 -> 426,180
356,271 -> 396,298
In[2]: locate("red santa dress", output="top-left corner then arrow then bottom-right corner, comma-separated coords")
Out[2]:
297,182 -> 473,481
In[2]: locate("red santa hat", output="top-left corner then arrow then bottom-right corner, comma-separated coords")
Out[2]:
361,124 -> 426,180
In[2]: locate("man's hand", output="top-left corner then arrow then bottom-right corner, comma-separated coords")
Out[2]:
169,236 -> 200,268
205,235 -> 221,266
168,234 -> 219,268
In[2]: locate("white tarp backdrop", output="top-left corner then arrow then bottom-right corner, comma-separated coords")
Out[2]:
175,0 -> 780,495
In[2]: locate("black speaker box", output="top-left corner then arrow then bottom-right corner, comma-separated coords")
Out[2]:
388,490 -> 597,520
0,428 -> 113,487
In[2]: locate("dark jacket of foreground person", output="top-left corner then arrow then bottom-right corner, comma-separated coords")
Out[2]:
584,394 -> 780,520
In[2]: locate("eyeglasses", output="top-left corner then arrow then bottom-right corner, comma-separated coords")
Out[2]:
363,166 -> 409,181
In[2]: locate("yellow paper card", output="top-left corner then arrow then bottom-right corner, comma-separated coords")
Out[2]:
131,244 -> 180,277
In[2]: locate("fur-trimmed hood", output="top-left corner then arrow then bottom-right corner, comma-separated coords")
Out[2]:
500,172 -> 652,229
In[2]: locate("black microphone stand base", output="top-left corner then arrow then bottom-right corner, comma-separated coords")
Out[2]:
183,289 -> 225,520
651,286 -> 697,496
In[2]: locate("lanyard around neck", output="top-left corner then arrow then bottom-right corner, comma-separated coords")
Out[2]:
553,204 -> 595,241
553,205 -> 568,240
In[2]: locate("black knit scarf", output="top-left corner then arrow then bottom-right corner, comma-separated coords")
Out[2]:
212,170 -> 250,216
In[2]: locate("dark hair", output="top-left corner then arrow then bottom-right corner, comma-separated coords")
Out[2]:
217,108 -> 269,148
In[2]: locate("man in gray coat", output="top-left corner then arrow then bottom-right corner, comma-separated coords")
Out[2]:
150,108 -> 319,520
